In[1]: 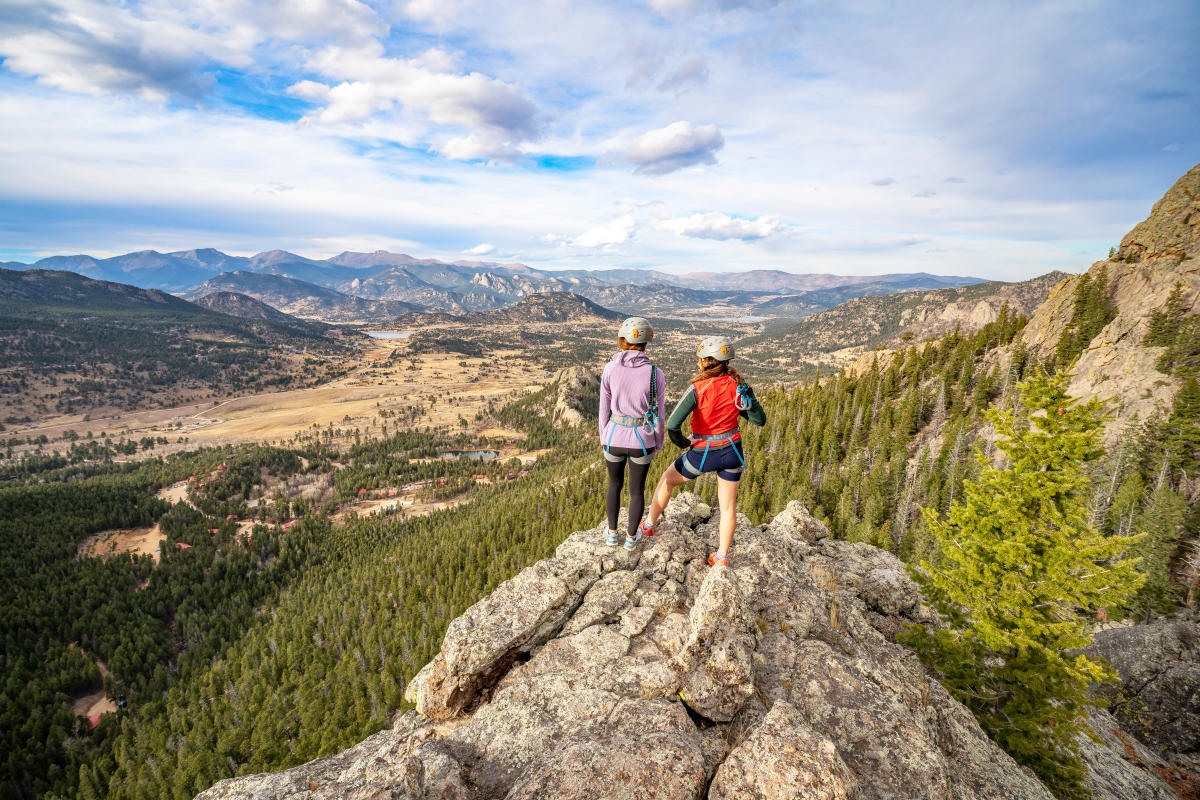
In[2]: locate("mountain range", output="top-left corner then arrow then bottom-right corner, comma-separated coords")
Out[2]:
8,247 -> 985,318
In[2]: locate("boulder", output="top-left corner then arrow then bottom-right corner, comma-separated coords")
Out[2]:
200,500 -> 1169,800
672,566 -> 758,722
765,500 -> 828,544
709,700 -> 856,800
1085,619 -> 1200,772
1078,708 -> 1176,800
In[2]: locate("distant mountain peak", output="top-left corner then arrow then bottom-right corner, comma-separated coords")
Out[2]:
491,291 -> 623,322
193,291 -> 299,323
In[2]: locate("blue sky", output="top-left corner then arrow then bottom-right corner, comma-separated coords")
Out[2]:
0,0 -> 1196,279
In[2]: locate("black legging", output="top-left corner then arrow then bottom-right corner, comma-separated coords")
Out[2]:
605,446 -> 653,536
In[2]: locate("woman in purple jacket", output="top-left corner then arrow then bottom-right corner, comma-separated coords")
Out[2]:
599,317 -> 666,550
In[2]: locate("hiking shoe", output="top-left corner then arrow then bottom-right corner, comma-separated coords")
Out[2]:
605,531 -> 619,547
624,530 -> 643,551
708,552 -> 730,567
639,519 -> 655,537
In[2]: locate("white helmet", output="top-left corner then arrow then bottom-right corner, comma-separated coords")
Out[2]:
697,335 -> 734,361
618,317 -> 653,344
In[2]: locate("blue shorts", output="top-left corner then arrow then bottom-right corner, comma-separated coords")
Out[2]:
674,441 -> 745,482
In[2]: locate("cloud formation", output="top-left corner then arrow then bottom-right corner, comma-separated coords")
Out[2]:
293,45 -> 540,158
621,121 -> 724,175
570,216 -> 637,248
1,0 -> 1197,280
463,242 -> 495,255
0,1 -> 216,100
656,212 -> 784,241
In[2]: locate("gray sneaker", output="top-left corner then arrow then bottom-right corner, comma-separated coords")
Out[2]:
624,530 -> 642,551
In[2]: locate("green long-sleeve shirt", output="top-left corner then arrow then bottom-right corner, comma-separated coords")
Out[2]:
666,382 -> 767,449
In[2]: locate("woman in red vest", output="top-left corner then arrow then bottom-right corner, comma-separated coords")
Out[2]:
637,336 -> 766,566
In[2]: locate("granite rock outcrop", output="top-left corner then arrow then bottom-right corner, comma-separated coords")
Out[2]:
1086,619 -> 1200,776
1021,162 -> 1200,443
197,496 -> 1176,800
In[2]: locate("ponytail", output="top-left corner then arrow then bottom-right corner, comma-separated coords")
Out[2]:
690,357 -> 744,386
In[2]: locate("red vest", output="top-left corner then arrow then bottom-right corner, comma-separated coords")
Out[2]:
690,375 -> 741,435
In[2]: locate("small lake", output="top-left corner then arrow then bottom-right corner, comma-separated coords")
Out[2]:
440,450 -> 502,461
366,331 -> 414,339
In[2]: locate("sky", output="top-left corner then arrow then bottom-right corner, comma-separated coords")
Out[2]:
0,0 -> 1197,280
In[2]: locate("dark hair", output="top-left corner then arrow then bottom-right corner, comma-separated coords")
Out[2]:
690,356 -> 743,386
618,336 -> 646,351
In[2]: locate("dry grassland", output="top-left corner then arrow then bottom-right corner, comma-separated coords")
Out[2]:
18,333 -> 557,455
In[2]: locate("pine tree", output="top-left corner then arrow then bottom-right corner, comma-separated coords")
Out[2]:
1165,376 -> 1200,473
1129,484 -> 1186,617
901,369 -> 1144,800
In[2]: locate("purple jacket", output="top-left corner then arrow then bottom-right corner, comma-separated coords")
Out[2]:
599,350 -> 666,451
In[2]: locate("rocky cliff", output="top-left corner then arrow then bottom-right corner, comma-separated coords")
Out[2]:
1022,163 -> 1200,438
551,367 -> 601,428
196,497 -> 1173,800
740,272 -> 1062,372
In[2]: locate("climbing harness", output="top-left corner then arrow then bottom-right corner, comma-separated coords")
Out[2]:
604,364 -> 658,462
690,428 -> 745,472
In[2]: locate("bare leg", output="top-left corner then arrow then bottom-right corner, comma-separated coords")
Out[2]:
715,477 -> 740,556
645,464 -> 691,526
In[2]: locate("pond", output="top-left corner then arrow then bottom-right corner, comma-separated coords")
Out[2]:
366,331 -> 414,339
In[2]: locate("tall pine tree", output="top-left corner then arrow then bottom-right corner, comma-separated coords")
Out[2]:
902,369 -> 1144,800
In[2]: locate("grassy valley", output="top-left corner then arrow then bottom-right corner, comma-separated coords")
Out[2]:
0,270 -> 353,428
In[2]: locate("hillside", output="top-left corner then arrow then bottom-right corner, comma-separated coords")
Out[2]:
193,291 -> 300,323
748,274 -> 1011,318
0,268 -> 351,418
466,290 -> 623,323
1023,162 -> 1200,437
184,271 -> 422,324
581,281 -> 765,314
740,271 -> 1065,369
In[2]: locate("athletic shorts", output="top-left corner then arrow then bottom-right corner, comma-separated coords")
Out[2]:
674,440 -> 745,482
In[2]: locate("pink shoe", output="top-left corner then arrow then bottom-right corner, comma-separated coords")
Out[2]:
708,552 -> 729,567
640,519 -> 655,537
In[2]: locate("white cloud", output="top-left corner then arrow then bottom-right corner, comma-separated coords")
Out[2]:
621,121 -> 724,175
0,1 -> 216,100
871,177 -> 896,186
463,242 -> 496,255
286,80 -> 332,102
251,0 -> 384,43
0,0 -> 385,102
296,45 -> 541,151
438,133 -> 521,161
570,215 -> 637,248
656,212 -> 784,241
